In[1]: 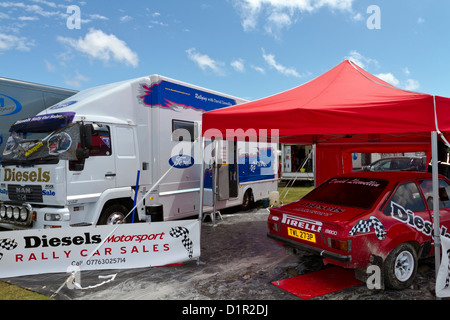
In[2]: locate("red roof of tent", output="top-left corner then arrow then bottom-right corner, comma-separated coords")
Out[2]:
202,60 -> 450,144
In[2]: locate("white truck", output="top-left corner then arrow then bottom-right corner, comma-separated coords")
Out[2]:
0,75 -> 278,230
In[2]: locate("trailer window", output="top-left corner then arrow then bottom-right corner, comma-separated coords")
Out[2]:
172,120 -> 198,142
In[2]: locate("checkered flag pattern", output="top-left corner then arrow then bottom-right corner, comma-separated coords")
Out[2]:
348,216 -> 387,240
0,238 -> 18,262
170,226 -> 193,258
0,238 -> 18,251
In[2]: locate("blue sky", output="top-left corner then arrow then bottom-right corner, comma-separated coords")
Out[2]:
0,0 -> 449,101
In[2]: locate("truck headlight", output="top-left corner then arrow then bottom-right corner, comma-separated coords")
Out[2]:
45,213 -> 62,221
13,207 -> 20,220
0,206 -> 6,218
6,207 -> 13,219
20,207 -> 28,221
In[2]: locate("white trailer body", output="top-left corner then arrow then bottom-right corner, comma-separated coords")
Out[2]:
0,75 -> 277,230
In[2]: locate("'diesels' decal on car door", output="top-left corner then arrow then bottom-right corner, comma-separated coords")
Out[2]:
390,201 -> 432,236
349,216 -> 387,240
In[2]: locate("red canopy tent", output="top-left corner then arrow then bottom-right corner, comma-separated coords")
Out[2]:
202,60 -> 450,184
202,59 -> 450,140
201,60 -> 450,293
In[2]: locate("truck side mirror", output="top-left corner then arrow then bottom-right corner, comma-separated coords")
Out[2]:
76,123 -> 93,160
80,123 -> 93,148
76,148 -> 90,160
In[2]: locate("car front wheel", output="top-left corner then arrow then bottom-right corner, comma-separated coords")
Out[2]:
383,243 -> 418,290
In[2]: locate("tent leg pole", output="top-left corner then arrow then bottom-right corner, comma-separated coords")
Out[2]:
199,136 -> 205,221
312,144 -> 317,187
432,131 -> 441,299
197,136 -> 205,266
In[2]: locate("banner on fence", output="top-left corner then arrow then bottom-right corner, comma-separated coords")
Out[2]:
0,219 -> 200,278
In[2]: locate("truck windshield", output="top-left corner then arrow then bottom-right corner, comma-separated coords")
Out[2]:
303,177 -> 388,210
2,113 -> 80,166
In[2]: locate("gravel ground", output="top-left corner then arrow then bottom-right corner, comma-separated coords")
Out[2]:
3,208 -> 442,301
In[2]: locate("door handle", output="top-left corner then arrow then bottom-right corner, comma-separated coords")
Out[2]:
105,173 -> 116,177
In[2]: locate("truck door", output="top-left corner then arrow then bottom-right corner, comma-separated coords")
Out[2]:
114,126 -> 138,187
217,140 -> 238,200
67,124 -> 116,201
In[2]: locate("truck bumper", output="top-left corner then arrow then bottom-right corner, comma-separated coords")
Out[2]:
0,204 -> 71,230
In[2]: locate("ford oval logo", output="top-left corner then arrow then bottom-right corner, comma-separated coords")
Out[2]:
169,154 -> 194,169
0,93 -> 22,116
49,100 -> 77,110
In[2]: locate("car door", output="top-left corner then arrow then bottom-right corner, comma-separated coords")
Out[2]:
383,181 -> 432,239
419,179 -> 450,238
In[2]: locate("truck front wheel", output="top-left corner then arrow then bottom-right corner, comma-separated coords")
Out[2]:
98,204 -> 129,225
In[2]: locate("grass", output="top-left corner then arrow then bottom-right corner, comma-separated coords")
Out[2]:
278,183 -> 314,205
0,281 -> 52,300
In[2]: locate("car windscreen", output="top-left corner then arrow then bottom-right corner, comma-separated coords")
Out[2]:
303,177 -> 389,210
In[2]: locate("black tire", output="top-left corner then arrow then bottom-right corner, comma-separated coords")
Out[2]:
383,243 -> 418,290
240,189 -> 253,211
98,204 -> 130,225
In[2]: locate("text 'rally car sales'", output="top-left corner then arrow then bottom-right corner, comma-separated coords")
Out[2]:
267,171 -> 450,290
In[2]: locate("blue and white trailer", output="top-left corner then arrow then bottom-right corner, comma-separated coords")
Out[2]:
0,75 -> 278,230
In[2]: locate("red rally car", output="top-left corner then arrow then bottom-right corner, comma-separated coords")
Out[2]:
268,171 -> 450,290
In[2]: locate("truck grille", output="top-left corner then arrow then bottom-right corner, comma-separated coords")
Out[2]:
8,184 -> 43,203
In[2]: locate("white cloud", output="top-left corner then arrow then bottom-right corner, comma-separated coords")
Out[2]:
251,65 -> 265,74
31,0 -> 57,8
345,50 -> 378,69
186,48 -> 225,75
89,14 -> 109,21
404,79 -> 420,91
57,28 -> 139,68
0,33 -> 34,52
376,74 -> 420,91
231,58 -> 245,72
376,72 -> 400,87
345,51 -> 420,91
120,15 -> 133,23
352,12 -> 363,21
0,1 -> 68,20
64,72 -> 90,88
233,0 -> 354,36
44,59 -> 56,72
262,48 -> 301,77
265,11 -> 292,36
18,16 -> 39,21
